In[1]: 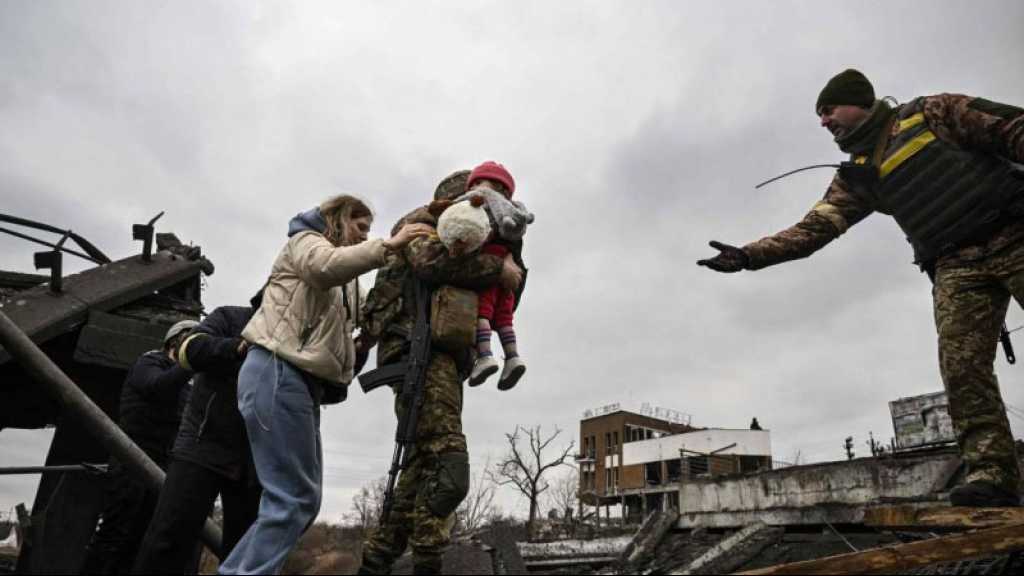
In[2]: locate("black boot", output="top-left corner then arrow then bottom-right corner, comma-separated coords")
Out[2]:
949,481 -> 1021,507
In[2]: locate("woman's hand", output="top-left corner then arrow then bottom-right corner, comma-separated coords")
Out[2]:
384,223 -> 433,251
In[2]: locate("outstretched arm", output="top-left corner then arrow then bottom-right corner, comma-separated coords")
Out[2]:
699,175 -> 875,272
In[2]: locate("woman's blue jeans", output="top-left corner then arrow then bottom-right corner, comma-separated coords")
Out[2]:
218,347 -> 322,575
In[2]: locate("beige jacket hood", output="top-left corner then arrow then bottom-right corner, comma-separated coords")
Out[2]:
243,230 -> 387,384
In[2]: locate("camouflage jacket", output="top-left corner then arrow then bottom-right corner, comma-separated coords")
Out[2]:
362,206 -> 507,365
744,94 -> 1024,270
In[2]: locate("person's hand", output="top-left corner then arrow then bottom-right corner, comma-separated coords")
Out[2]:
696,241 -> 749,273
385,223 -> 433,251
500,254 -> 524,292
236,339 -> 249,358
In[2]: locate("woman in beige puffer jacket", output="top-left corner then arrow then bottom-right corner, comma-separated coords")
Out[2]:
221,195 -> 429,575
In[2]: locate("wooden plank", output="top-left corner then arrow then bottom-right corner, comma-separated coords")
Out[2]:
864,504 -> 1024,530
737,521 -> 1024,575
0,251 -> 203,363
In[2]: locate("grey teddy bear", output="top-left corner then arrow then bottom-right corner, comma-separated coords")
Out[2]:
452,187 -> 535,241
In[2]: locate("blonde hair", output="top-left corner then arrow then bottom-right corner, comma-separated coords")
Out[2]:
320,194 -> 373,246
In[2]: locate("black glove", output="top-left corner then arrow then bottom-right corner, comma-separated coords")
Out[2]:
697,241 -> 749,273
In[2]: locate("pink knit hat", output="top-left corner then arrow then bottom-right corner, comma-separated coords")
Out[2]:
467,161 -> 515,196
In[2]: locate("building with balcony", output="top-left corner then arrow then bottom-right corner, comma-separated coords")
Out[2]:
577,406 -> 772,523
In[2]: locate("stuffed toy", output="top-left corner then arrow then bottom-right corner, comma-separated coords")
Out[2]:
434,195 -> 492,257
432,189 -> 535,257
453,187 -> 534,242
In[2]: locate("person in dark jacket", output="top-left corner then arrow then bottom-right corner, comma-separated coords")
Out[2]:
132,305 -> 260,574
80,319 -> 198,575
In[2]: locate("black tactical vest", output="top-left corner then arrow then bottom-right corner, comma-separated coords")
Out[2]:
854,99 -> 1024,263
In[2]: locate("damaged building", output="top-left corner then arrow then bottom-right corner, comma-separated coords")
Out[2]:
522,396 -> 1024,574
577,405 -> 772,523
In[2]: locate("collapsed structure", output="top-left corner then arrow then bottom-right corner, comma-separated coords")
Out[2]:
518,399 -> 1024,574
0,212 -> 213,573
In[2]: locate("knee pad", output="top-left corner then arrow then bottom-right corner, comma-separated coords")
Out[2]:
426,451 -> 469,517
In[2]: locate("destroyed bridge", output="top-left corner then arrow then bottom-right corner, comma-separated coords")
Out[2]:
0,212 -> 215,573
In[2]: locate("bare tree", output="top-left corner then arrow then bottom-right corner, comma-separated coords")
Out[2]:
455,456 -> 499,535
489,425 -> 574,540
346,475 -> 387,535
545,466 -> 579,521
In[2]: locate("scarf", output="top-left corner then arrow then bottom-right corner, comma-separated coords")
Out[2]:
835,99 -> 895,156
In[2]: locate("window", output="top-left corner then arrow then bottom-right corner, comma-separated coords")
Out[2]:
645,462 -> 662,485
613,431 -> 619,449
667,459 -> 682,483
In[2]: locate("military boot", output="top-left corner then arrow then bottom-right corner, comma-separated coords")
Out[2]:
357,554 -> 393,575
949,481 -> 1021,507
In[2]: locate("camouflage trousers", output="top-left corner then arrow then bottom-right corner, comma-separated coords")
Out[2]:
934,237 -> 1024,493
361,352 -> 470,574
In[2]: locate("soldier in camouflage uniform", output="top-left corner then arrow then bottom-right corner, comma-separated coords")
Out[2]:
699,69 -> 1024,507
357,171 -> 525,574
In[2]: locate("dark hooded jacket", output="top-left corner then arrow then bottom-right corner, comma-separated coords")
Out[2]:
172,306 -> 254,480
118,351 -> 193,465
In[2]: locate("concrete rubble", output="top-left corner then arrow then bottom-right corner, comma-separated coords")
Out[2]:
517,535 -> 632,570
426,447 -> 1024,575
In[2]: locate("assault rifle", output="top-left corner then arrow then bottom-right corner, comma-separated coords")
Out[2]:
357,280 -> 433,522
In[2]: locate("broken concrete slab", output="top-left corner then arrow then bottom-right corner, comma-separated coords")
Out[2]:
517,535 -> 631,570
672,522 -> 781,575
677,450 -> 959,529
616,509 -> 680,569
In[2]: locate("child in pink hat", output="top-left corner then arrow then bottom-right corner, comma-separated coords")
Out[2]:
462,161 -> 529,391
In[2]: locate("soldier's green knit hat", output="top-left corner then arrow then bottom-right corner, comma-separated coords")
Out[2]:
816,69 -> 875,113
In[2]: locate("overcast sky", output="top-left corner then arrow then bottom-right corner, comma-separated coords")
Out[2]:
3,1 -> 1024,523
